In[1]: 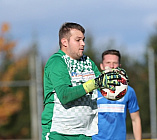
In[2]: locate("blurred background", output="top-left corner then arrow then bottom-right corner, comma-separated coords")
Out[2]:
0,0 -> 157,140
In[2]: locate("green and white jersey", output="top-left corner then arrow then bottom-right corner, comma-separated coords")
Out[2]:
42,50 -> 100,136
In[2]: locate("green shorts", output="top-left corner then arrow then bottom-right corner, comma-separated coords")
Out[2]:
42,131 -> 92,140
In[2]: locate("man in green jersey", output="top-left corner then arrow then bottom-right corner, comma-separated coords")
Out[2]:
41,22 -> 121,140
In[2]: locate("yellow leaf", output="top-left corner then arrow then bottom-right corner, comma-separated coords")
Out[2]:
1,23 -> 10,33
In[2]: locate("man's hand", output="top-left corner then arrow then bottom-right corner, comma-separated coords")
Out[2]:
95,71 -> 121,90
114,67 -> 129,84
83,71 -> 121,93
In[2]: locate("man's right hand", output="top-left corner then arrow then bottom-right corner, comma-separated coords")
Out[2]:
83,70 -> 121,93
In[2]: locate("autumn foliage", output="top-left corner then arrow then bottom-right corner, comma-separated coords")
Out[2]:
0,23 -> 30,138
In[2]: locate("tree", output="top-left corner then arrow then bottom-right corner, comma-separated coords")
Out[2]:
0,23 -> 31,138
84,32 -> 101,68
144,23 -> 157,137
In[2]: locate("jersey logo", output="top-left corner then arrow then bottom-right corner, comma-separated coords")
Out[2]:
98,104 -> 125,113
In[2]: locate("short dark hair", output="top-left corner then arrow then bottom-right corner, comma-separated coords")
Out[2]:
59,22 -> 85,47
102,49 -> 121,63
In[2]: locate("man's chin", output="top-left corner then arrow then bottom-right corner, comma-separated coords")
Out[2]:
76,54 -> 83,60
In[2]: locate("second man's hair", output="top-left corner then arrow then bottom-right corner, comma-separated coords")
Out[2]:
102,49 -> 121,63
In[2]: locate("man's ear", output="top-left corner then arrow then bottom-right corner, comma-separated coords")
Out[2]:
61,38 -> 68,47
100,63 -> 104,71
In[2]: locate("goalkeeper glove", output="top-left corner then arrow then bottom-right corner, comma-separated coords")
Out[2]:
83,71 -> 121,93
114,67 -> 129,84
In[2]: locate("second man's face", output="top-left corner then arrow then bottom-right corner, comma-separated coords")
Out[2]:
100,54 -> 120,70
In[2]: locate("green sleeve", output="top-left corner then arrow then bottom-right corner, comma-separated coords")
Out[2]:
45,56 -> 86,104
55,84 -> 86,104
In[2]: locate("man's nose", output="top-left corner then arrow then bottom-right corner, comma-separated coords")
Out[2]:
81,40 -> 85,46
110,63 -> 114,69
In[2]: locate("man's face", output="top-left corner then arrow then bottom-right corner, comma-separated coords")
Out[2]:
100,54 -> 120,70
66,29 -> 85,60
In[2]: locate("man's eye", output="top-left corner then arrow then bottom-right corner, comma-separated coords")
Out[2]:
76,39 -> 85,42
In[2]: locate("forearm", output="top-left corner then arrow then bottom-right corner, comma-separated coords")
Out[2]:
55,84 -> 86,104
132,117 -> 142,140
